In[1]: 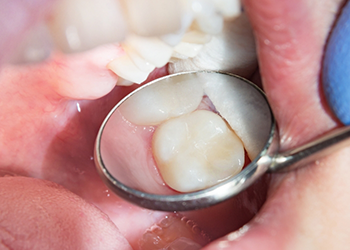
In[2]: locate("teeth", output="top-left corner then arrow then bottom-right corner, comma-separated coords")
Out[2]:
213,0 -> 242,19
119,72 -> 270,192
152,110 -> 244,193
9,23 -> 54,64
123,45 -> 156,73
48,0 -> 127,53
191,0 -> 224,35
160,10 -> 194,46
202,74 -> 271,160
123,35 -> 173,68
107,53 -> 149,85
168,14 -> 257,79
119,74 -> 203,125
173,42 -> 204,58
122,0 -> 183,37
107,44 -> 157,85
195,13 -> 224,35
181,30 -> 212,44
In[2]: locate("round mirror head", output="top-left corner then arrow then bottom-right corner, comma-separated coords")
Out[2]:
95,71 -> 277,211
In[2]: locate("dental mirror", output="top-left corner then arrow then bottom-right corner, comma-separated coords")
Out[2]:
94,71 -> 350,211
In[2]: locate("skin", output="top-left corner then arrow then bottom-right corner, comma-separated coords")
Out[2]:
1,0 -> 349,249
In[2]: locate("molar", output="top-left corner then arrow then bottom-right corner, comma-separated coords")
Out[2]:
117,73 -> 271,194
173,42 -> 204,58
122,35 -> 173,68
8,23 -> 54,64
153,110 -> 244,193
168,13 -> 257,78
107,53 -> 150,84
202,74 -> 271,160
48,0 -> 127,53
213,0 -> 242,19
122,0 -> 183,37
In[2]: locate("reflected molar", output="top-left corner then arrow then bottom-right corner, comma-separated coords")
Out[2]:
153,110 -> 244,193
119,75 -> 203,125
48,0 -> 127,53
118,73 -> 271,193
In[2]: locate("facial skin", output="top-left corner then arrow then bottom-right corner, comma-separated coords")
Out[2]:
0,0 -> 349,249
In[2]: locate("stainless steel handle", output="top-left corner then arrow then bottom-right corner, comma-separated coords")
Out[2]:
269,126 -> 350,172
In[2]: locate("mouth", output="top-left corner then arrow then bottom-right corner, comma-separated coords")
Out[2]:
0,0 -> 346,249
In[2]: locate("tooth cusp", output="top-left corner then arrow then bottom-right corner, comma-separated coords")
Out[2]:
153,110 -> 244,192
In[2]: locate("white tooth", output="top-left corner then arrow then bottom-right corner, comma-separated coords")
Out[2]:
119,74 -> 203,125
213,0 -> 242,19
123,45 -> 156,73
168,14 -> 257,79
107,54 -> 149,84
153,110 -> 244,193
174,42 -> 203,58
170,51 -> 190,61
9,23 -> 54,64
160,7 -> 194,46
124,35 -> 173,68
202,74 -> 271,160
190,0 -> 224,35
123,0 -> 182,37
181,30 -> 212,44
48,0 -> 127,53
195,13 -> 224,35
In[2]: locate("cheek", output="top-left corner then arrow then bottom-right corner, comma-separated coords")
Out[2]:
244,0 -> 341,149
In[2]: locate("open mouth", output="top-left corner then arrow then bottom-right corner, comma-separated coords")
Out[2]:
0,0 -> 347,249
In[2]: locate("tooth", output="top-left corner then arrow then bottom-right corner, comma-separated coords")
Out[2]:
168,14 -> 257,79
160,7 -> 194,46
191,0 -> 224,35
195,13 -> 224,35
153,110 -> 244,193
48,0 -> 127,53
107,53 -> 149,84
9,23 -> 54,64
170,51 -> 190,61
123,0 -> 182,37
123,45 -> 155,73
202,73 -> 271,160
181,30 -> 212,44
119,74 -> 203,125
173,42 -> 204,58
123,35 -> 173,68
213,0 -> 242,19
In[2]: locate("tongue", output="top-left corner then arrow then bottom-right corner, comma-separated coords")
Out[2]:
0,176 -> 132,250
